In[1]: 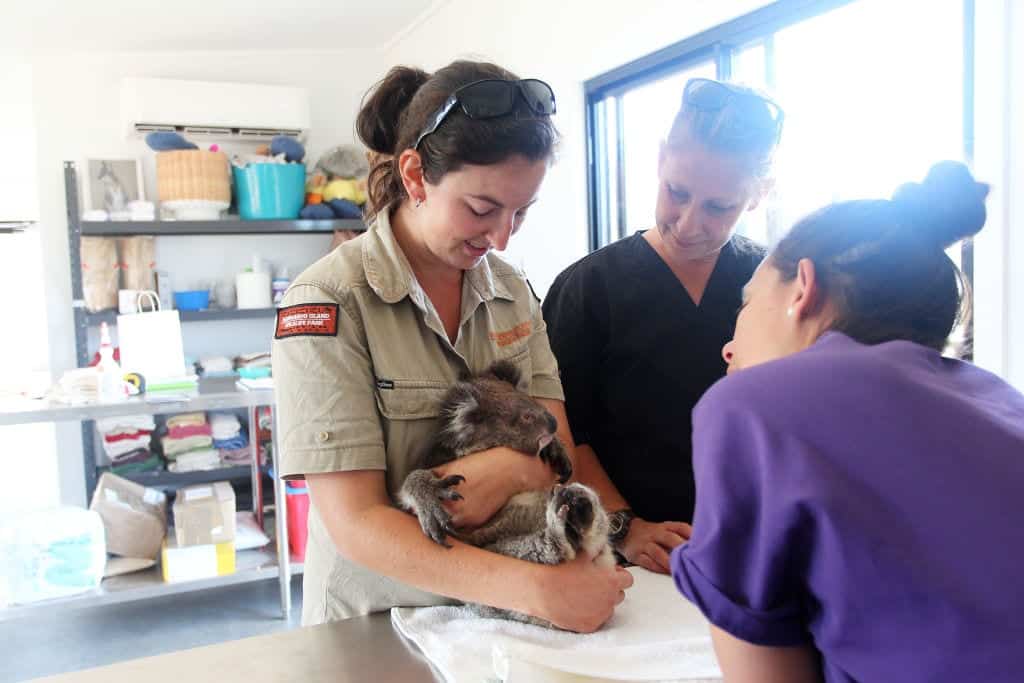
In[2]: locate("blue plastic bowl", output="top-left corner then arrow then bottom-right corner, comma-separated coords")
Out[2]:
232,163 -> 306,220
173,290 -> 210,311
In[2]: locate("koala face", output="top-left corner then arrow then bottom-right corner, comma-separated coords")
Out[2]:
440,360 -> 559,458
545,483 -> 610,559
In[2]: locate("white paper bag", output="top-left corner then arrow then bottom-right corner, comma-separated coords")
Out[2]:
117,291 -> 186,382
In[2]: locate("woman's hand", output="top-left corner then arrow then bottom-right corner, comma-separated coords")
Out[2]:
433,447 -> 558,529
529,555 -> 635,633
620,519 -> 692,574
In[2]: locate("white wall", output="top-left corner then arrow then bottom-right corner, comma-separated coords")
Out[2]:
378,0 -> 771,294
1007,1 -> 1024,391
972,0 -> 1024,390
31,49 -> 381,506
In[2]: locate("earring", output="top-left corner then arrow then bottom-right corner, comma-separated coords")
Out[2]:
414,197 -> 424,208
786,307 -> 794,317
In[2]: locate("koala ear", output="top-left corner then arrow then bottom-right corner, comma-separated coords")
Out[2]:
485,360 -> 521,387
442,382 -> 482,425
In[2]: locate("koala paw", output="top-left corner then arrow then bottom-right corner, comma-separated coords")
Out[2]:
539,439 -> 573,483
399,470 -> 466,548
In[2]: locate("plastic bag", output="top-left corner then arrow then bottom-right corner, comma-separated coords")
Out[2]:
0,507 -> 106,607
80,237 -> 119,312
117,236 -> 156,291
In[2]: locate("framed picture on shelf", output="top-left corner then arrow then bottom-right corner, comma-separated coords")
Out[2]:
81,158 -> 145,217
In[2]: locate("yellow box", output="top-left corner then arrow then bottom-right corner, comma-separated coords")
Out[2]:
160,536 -> 235,583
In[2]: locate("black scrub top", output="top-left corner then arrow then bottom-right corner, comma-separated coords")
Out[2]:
542,232 -> 766,523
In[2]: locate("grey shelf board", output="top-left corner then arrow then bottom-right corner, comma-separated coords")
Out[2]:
79,217 -> 364,236
82,307 -> 278,326
0,545 -> 305,621
115,465 -> 257,489
0,384 -> 273,427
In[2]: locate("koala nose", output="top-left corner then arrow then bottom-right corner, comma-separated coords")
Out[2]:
545,412 -> 557,433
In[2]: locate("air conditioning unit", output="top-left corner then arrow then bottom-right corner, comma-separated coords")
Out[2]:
121,77 -> 311,142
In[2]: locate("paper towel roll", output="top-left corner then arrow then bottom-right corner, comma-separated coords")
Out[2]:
236,271 -> 272,309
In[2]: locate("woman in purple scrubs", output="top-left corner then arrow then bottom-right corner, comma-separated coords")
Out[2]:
672,161 -> 1024,683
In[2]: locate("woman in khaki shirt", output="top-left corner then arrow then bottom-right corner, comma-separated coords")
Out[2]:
272,60 -> 632,629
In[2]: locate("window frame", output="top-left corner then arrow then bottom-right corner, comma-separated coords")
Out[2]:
583,0 -> 976,259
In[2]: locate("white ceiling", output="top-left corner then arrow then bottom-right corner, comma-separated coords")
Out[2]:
0,0 -> 440,54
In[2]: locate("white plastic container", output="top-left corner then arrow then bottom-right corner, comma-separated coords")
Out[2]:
0,507 -> 107,607
235,271 -> 271,309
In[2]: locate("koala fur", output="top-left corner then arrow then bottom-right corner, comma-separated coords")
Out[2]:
398,361 -> 614,627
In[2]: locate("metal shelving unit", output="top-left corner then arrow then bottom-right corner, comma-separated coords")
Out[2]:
0,382 -> 297,618
27,161 -> 367,620
63,160 -> 366,500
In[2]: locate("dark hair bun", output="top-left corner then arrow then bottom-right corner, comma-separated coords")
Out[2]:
356,66 -> 431,155
891,160 -> 990,249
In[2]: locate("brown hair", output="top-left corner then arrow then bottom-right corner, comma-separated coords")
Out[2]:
355,60 -> 558,215
771,161 -> 989,351
666,79 -> 782,178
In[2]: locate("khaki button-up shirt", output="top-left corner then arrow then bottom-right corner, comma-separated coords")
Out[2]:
271,210 -> 564,625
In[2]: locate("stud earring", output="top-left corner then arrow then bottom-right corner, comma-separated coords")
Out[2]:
414,198 -> 423,208
786,307 -> 794,317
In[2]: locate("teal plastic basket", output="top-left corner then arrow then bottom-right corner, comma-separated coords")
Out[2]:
232,163 -> 306,220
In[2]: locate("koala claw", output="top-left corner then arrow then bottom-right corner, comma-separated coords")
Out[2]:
402,470 -> 467,547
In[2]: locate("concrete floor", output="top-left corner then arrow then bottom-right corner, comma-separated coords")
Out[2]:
1,576 -> 303,683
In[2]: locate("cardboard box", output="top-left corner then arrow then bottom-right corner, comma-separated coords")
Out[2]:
172,481 -> 236,546
89,472 -> 167,560
161,536 -> 235,583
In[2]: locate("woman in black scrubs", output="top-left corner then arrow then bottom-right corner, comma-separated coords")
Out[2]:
543,79 -> 783,574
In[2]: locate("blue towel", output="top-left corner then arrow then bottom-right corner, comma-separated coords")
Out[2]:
213,434 -> 249,450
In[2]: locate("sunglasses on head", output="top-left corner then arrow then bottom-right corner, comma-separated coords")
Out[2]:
683,78 -> 784,140
413,78 -> 557,150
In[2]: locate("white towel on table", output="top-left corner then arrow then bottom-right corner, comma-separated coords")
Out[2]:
391,567 -> 721,683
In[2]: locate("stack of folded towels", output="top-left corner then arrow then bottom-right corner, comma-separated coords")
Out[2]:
95,415 -> 161,474
161,412 -> 220,473
210,412 -> 251,465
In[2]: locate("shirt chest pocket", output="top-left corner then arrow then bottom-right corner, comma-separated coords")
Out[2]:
374,380 -> 449,420
494,346 -> 533,395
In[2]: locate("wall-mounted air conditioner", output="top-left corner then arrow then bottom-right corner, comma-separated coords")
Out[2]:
121,77 -> 311,142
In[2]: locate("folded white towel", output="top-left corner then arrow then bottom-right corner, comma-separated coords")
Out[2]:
391,567 -> 721,683
95,415 -> 157,433
209,412 -> 242,440
167,448 -> 221,472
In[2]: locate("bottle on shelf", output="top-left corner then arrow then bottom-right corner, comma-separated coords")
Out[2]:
96,321 -> 126,402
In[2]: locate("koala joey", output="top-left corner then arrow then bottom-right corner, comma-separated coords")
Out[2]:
465,482 -> 616,626
398,361 -> 614,627
399,360 -> 574,547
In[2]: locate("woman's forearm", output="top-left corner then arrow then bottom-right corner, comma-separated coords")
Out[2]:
711,626 -> 823,683
307,470 -> 543,615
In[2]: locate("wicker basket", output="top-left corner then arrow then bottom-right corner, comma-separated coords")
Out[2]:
156,150 -> 230,203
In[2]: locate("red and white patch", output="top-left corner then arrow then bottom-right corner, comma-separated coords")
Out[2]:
274,303 -> 340,339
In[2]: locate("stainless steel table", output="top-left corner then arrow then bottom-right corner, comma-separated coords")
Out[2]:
31,612 -> 439,683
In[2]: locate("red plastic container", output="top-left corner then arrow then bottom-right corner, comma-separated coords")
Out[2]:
285,482 -> 309,561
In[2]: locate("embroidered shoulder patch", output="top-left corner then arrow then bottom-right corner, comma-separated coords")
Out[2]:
274,303 -> 340,339
489,321 -> 532,347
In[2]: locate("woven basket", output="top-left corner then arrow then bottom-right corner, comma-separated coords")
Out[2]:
156,150 -> 230,203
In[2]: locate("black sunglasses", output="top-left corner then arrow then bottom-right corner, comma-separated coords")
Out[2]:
683,78 -> 784,140
413,78 -> 557,150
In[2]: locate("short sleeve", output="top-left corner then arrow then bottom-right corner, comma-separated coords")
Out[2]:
271,283 -> 386,478
525,286 -> 565,402
670,390 -> 813,647
541,264 -> 607,446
